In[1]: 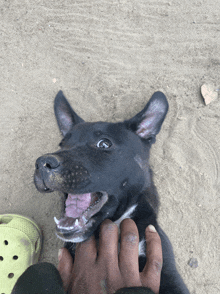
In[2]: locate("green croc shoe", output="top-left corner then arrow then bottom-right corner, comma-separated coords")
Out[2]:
0,214 -> 42,294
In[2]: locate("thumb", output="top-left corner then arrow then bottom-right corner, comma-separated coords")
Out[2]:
57,247 -> 73,291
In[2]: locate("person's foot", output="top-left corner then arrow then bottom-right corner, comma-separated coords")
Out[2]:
0,214 -> 42,294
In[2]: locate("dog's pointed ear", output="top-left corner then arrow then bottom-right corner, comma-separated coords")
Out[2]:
126,91 -> 168,143
54,91 -> 84,136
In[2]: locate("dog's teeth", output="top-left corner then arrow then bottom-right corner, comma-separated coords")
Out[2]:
54,217 -> 60,225
81,215 -> 88,224
75,219 -> 79,226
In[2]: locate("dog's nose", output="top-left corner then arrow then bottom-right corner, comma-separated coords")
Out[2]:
35,155 -> 60,171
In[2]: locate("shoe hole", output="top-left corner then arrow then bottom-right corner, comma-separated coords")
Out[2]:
0,256 -> 3,261
4,240 -> 8,245
13,255 -> 18,260
8,273 -> 14,278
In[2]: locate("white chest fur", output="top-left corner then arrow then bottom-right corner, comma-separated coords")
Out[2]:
114,204 -> 146,257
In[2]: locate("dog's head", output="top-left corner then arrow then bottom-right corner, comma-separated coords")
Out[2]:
34,91 -> 168,242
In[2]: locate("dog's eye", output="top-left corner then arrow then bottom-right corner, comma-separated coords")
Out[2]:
96,139 -> 112,149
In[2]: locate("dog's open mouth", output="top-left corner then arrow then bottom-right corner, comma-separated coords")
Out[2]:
54,191 -> 108,239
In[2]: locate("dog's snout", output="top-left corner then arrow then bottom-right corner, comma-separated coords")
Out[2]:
35,155 -> 60,171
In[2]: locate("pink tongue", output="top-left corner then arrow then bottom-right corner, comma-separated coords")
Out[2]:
65,193 -> 92,218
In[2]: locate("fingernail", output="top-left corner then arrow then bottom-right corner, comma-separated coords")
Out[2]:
148,225 -> 157,233
58,248 -> 63,261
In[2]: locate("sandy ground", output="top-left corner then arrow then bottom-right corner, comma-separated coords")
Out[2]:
0,1 -> 220,293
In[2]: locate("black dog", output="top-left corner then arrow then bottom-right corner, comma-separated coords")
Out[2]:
34,90 -> 190,294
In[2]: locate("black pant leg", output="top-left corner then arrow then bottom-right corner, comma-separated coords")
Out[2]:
11,262 -> 65,294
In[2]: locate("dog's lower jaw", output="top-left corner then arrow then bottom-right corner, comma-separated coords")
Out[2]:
56,218 -> 96,242
55,191 -> 108,242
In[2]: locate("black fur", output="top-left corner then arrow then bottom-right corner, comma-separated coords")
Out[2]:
34,91 -> 189,294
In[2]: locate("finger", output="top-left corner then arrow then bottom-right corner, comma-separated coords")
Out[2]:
119,219 -> 141,287
74,235 -> 97,266
98,219 -> 119,266
140,225 -> 162,294
96,220 -> 123,294
57,248 -> 73,292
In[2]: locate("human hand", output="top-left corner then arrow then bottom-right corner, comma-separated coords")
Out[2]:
58,219 -> 162,294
